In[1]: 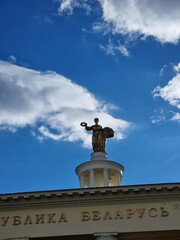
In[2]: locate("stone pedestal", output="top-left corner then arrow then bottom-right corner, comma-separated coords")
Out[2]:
91,152 -> 107,161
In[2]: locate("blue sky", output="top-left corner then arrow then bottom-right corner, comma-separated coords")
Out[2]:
0,0 -> 180,194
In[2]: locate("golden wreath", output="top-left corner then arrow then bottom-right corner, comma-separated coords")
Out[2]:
80,122 -> 87,127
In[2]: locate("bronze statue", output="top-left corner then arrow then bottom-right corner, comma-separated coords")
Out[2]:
80,118 -> 114,152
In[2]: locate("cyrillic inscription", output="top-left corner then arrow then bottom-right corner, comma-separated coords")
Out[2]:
81,206 -> 169,221
0,206 -> 169,227
0,213 -> 68,227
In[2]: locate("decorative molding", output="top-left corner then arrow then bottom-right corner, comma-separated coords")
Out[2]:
0,194 -> 180,210
0,183 -> 179,210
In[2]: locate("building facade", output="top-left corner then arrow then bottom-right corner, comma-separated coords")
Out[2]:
0,183 -> 180,240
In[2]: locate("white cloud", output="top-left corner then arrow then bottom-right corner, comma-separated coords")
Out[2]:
0,60 -> 129,148
151,108 -> 167,124
58,0 -> 91,15
100,0 -> 180,44
173,63 -> 180,73
159,64 -> 167,77
99,39 -> 129,57
92,22 -> 111,35
153,63 -> 180,122
58,0 -> 75,14
153,73 -> 180,109
171,112 -> 180,122
57,0 -> 180,58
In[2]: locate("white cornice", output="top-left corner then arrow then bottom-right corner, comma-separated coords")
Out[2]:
0,183 -> 179,210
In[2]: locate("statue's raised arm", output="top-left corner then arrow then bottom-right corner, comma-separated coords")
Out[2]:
80,118 -> 114,152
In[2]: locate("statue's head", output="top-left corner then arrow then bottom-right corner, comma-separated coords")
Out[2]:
94,118 -> 99,124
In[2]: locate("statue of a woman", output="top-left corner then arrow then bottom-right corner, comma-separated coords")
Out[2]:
80,118 -> 114,152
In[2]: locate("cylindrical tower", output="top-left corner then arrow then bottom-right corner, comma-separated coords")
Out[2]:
76,152 -> 124,188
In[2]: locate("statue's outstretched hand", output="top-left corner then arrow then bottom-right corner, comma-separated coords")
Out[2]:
80,122 -> 87,127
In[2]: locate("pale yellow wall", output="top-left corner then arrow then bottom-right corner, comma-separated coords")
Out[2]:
0,201 -> 179,239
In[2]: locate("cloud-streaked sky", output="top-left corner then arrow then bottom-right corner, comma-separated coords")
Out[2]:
0,0 -> 180,193
0,60 -> 128,148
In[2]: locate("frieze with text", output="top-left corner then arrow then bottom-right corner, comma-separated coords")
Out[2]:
0,206 -> 169,227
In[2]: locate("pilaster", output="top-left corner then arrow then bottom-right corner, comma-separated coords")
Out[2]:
90,169 -> 94,187
103,168 -> 109,186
